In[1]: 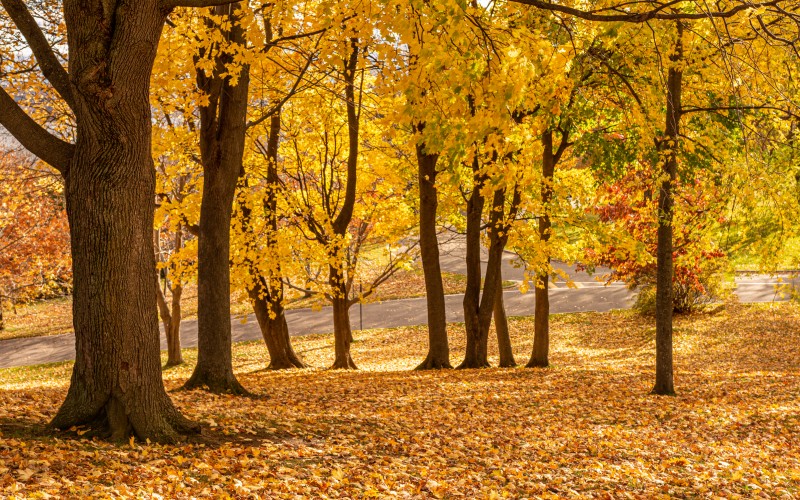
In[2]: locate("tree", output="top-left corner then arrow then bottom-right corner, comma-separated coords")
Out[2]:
0,0 -> 244,442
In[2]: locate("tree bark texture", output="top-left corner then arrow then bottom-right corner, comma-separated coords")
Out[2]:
183,4 -> 249,394
653,22 -> 683,396
414,127 -> 452,370
49,0 -> 199,442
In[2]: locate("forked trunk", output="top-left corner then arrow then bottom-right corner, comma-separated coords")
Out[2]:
459,171 -> 489,369
49,0 -> 198,442
414,129 -> 451,370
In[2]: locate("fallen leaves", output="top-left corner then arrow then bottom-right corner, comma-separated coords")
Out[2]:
0,302 -> 799,497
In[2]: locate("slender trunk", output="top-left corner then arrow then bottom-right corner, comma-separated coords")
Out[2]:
0,302 -> 4,331
183,4 -> 249,394
494,267 -> 516,367
49,0 -> 198,442
528,130 -> 555,368
653,22 -> 683,396
458,165 -> 489,369
330,265 -> 357,369
166,284 -> 183,366
325,39 -> 360,370
414,126 -> 451,370
242,112 -> 304,369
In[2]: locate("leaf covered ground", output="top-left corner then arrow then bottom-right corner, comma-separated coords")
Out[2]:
1,303 -> 799,498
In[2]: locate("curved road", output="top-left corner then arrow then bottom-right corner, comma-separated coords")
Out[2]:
0,237 -> 795,369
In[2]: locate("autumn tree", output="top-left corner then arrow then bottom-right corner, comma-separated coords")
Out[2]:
0,151 -> 71,330
0,0 -> 253,442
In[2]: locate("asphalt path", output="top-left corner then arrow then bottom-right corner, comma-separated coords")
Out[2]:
0,236 -> 796,369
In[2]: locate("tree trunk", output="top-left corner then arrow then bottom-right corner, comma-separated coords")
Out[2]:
414,128 -> 451,370
528,130 -> 555,368
183,4 -> 249,395
0,301 -> 4,331
166,285 -> 183,367
331,298 -> 357,369
330,266 -> 357,369
48,0 -> 198,443
249,280 -> 306,369
458,167 -> 489,369
494,268 -> 516,367
652,22 -> 683,396
241,112 -> 305,369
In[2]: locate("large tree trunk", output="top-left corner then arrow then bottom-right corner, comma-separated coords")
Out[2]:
183,4 -> 249,394
414,128 -> 451,370
652,22 -> 683,396
48,0 -> 198,443
494,268 -> 516,367
528,130 -> 555,368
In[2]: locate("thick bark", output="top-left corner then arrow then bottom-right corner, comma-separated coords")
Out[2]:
44,0 -> 199,443
414,128 -> 451,370
494,268 -> 516,367
528,130 -> 556,368
652,22 -> 683,396
183,4 -> 249,394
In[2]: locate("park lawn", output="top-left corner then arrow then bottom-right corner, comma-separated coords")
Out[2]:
0,297 -> 73,342
1,303 -> 799,497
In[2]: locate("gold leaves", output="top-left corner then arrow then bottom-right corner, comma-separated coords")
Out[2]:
1,304 -> 800,496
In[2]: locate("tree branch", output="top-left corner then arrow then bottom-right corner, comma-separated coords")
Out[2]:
0,0 -> 75,110
0,86 -> 74,174
509,0 -> 783,22
160,0 -> 241,10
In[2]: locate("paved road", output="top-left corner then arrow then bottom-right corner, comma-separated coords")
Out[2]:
0,236 -> 796,368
